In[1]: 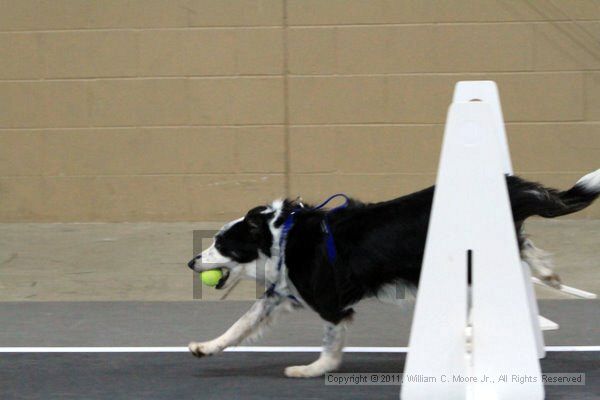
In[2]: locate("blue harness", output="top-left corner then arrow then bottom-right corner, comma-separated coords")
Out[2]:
265,193 -> 350,301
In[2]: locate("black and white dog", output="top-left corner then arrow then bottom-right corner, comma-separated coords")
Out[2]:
187,170 -> 599,378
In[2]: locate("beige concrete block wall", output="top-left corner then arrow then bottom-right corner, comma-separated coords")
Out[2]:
0,0 -> 599,221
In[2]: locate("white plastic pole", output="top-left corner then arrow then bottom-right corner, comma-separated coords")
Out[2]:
452,80 -> 513,175
401,84 -> 544,399
531,277 -> 597,299
454,81 -> 549,358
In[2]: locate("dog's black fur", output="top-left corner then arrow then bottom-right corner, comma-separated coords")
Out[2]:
188,171 -> 599,377
216,175 -> 599,324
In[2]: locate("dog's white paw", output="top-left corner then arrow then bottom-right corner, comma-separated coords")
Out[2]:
188,341 -> 221,358
284,365 -> 325,378
541,272 -> 562,289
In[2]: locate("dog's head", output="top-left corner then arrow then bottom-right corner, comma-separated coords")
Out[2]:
187,201 -> 283,290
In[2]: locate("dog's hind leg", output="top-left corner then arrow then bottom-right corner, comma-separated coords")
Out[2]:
521,236 -> 561,288
189,294 -> 291,357
284,321 -> 346,378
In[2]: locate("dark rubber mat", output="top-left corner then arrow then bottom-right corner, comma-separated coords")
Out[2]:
0,352 -> 598,399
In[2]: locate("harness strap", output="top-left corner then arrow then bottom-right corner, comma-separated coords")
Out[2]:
312,193 -> 350,212
264,283 -> 300,303
314,193 -> 349,264
276,211 -> 297,272
267,193 -> 349,303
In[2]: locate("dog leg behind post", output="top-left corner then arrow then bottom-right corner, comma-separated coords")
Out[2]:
521,237 -> 561,288
189,295 -> 289,357
284,322 -> 346,378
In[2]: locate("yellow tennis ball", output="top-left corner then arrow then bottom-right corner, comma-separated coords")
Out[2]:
200,269 -> 223,287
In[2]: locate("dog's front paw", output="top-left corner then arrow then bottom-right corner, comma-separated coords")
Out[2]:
284,365 -> 324,378
188,341 -> 221,358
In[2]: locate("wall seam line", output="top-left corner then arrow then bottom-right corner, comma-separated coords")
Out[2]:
283,0 -> 291,198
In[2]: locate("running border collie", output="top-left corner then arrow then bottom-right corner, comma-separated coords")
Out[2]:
187,170 -> 599,378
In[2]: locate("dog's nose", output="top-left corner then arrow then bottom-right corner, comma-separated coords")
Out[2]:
188,255 -> 201,270
187,258 -> 196,270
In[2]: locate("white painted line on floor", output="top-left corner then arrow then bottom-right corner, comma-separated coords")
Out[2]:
0,346 -> 598,353
0,347 -> 189,353
544,346 -> 600,352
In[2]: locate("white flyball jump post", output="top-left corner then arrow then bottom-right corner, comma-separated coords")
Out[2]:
401,81 -> 544,399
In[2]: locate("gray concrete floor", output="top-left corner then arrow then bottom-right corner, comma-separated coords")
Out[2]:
0,219 -> 598,301
0,300 -> 598,347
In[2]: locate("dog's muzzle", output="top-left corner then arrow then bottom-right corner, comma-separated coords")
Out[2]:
187,255 -> 201,271
187,256 -> 230,289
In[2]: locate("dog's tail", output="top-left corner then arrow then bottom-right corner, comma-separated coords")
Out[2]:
509,169 -> 600,221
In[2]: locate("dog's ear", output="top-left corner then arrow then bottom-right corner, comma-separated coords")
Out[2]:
244,205 -> 275,256
244,206 -> 273,235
